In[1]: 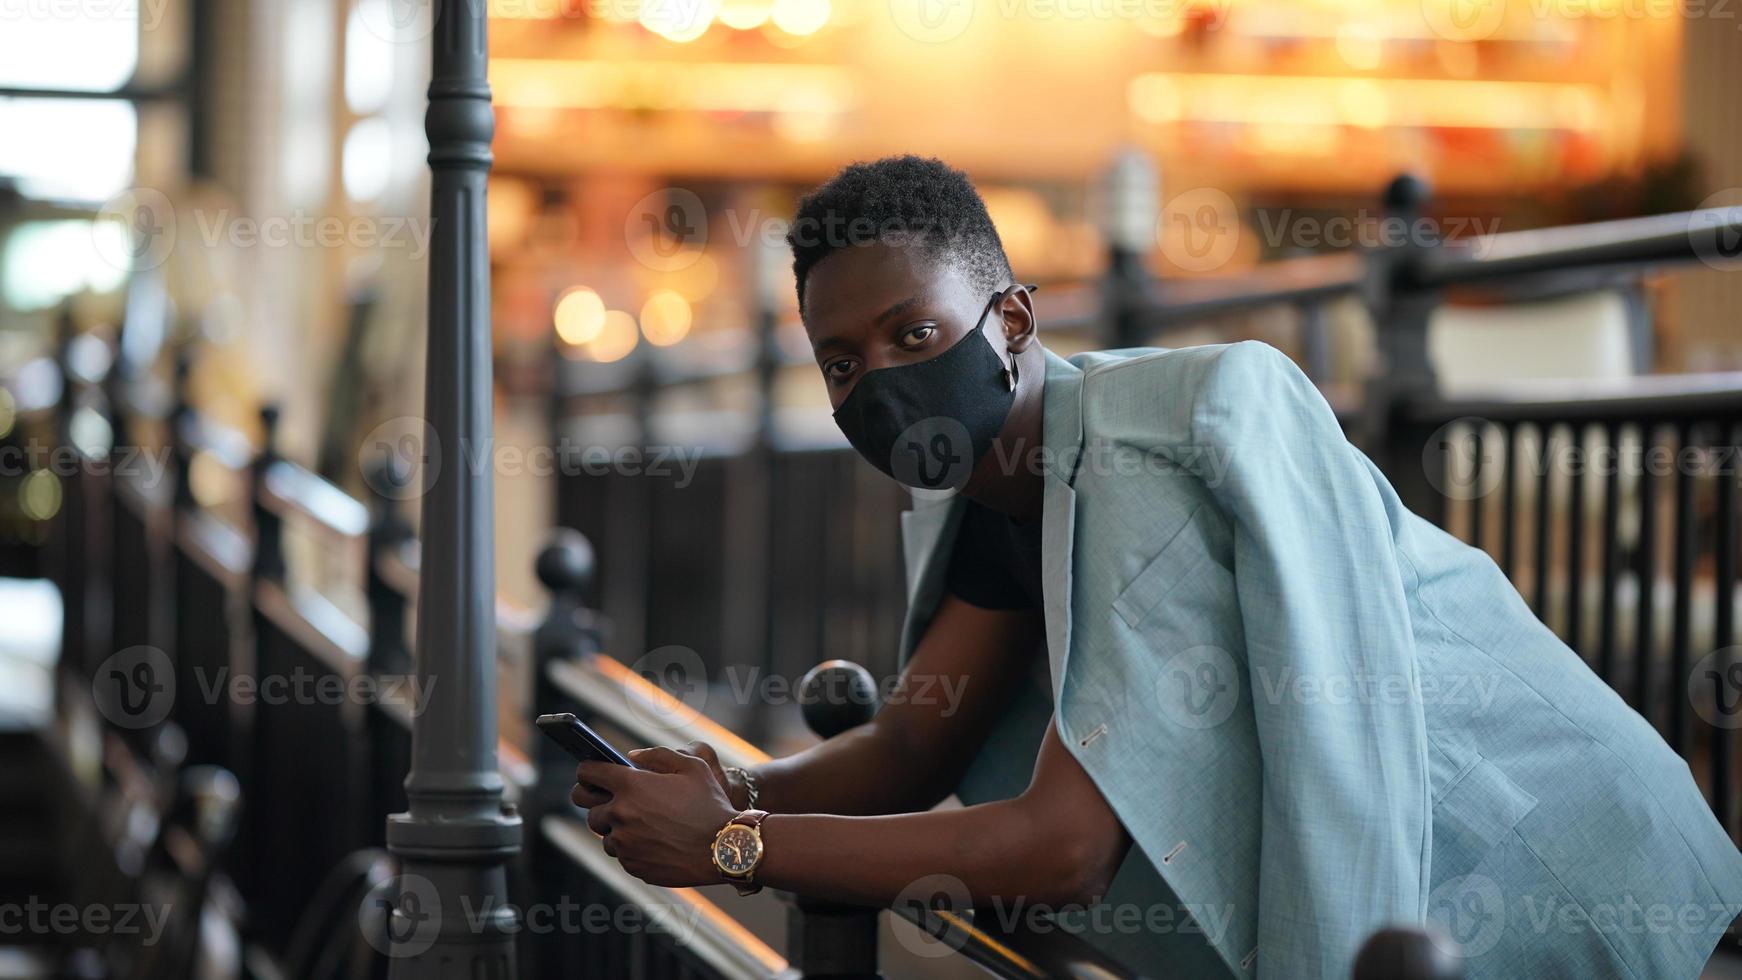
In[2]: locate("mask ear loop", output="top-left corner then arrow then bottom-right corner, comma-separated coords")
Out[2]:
999,283 -> 1040,391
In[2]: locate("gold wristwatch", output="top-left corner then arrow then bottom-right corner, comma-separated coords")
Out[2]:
711,809 -> 768,896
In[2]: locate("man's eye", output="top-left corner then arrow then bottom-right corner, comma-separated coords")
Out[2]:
898,325 -> 936,349
824,359 -> 857,381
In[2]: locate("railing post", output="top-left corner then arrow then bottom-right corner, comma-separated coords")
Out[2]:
527,531 -> 601,978
170,347 -> 196,512
1098,149 -> 1159,349
384,0 -> 521,970
785,661 -> 883,980
1362,174 -> 1444,520
250,404 -> 284,585
365,458 -> 413,678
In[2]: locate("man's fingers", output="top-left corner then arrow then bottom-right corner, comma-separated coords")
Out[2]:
628,745 -> 698,774
586,801 -> 614,837
682,740 -> 719,767
577,760 -> 635,790
570,781 -> 609,808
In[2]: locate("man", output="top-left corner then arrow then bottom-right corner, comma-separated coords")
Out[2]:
574,156 -> 1742,978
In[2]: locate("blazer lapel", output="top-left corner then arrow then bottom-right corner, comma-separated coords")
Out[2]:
1039,350 -> 1085,699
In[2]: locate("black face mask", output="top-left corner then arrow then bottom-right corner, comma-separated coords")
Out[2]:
832,291 -> 1016,491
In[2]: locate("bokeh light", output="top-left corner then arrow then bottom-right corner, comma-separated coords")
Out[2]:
640,289 -> 693,346
554,286 -> 608,346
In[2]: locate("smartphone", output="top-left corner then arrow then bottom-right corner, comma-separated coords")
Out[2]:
534,713 -> 637,768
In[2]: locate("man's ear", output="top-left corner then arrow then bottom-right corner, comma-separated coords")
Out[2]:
999,284 -> 1038,354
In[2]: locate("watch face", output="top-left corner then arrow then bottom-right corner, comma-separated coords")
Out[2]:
714,825 -> 762,875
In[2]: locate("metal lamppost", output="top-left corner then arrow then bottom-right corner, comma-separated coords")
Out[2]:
384,0 -> 521,972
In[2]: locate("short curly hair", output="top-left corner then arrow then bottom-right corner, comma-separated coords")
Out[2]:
787,155 -> 1013,312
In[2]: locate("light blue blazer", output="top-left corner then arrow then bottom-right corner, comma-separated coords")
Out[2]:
895,342 -> 1742,979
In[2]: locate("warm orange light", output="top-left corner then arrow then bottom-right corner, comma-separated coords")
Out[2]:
1127,73 -> 1607,133
554,287 -> 607,346
667,253 -> 720,301
1334,22 -> 1384,71
642,0 -> 716,41
586,310 -> 641,362
771,0 -> 828,36
640,289 -> 693,346
492,59 -> 854,114
718,0 -> 772,28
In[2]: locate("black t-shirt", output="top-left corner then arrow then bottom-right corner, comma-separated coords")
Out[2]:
944,500 -> 1046,611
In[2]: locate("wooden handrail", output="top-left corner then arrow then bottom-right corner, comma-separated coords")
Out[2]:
541,816 -> 789,980
1416,206 -> 1742,289
1403,371 -> 1742,424
257,459 -> 371,539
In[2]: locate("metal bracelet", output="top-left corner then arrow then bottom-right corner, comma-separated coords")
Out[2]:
724,765 -> 760,809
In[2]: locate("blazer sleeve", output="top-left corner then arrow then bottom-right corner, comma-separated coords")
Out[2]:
1185,342 -> 1431,978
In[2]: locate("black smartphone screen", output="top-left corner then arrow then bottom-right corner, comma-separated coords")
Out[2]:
534,713 -> 637,768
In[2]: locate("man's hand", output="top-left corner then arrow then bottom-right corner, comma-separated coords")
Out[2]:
578,747 -> 740,888
569,739 -> 744,810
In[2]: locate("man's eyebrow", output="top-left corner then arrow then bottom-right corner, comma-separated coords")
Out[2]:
811,334 -> 849,359
873,295 -> 927,325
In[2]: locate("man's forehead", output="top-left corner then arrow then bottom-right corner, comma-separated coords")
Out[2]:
803,243 -> 965,334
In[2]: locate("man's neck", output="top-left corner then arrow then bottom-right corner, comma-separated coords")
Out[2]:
963,345 -> 1047,522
